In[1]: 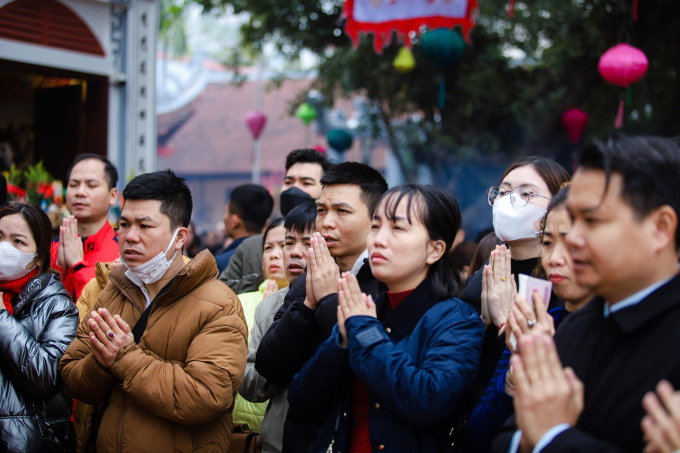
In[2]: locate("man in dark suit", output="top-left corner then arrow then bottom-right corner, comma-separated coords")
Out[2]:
491,135 -> 680,453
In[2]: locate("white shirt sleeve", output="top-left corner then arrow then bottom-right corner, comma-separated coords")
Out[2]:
506,424 -> 571,453
533,424 -> 571,453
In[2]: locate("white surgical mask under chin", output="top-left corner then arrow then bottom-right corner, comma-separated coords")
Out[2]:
0,241 -> 37,281
124,228 -> 180,285
492,193 -> 547,242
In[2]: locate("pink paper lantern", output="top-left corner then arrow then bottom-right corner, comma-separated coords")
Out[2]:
561,108 -> 589,144
598,44 -> 648,128
598,43 -> 648,87
245,111 -> 267,140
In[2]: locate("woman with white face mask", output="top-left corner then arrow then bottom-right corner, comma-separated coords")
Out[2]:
465,186 -> 594,453
457,157 -> 570,439
0,203 -> 79,453
463,157 -> 571,321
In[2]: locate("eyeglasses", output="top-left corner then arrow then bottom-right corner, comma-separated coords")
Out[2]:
486,186 -> 552,208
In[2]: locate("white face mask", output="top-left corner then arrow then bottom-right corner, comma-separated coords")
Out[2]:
493,193 -> 547,242
124,228 -> 180,285
0,241 -> 37,281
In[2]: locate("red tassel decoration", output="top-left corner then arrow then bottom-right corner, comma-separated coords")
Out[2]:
508,0 -> 515,17
633,0 -> 638,21
614,99 -> 625,129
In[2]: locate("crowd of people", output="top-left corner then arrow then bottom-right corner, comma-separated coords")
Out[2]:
2,135 -> 680,453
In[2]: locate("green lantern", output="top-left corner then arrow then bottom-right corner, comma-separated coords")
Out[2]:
327,129 -> 353,153
296,102 -> 318,126
420,28 -> 465,109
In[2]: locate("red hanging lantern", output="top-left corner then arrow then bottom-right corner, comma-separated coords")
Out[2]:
598,43 -> 648,128
245,111 -> 268,140
561,108 -> 589,144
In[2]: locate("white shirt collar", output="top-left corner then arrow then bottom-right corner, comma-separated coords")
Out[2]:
350,250 -> 369,276
604,275 -> 674,317
125,269 -> 152,308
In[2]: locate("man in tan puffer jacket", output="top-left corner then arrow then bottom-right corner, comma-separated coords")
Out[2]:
60,170 -> 248,453
72,256 -> 192,453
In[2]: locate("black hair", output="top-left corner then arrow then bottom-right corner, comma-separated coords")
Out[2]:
67,153 -> 118,190
320,162 -> 388,215
285,149 -> 332,174
535,185 -> 571,279
284,202 -> 317,236
501,156 -> 570,196
474,226 -> 495,243
469,232 -> 502,276
577,135 -> 680,248
375,184 -> 463,300
0,202 -> 53,274
228,184 -> 274,234
122,169 -> 193,230
539,183 -> 572,233
450,241 -> 477,275
262,217 -> 286,249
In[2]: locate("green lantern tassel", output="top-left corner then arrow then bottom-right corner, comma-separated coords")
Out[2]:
439,78 -> 445,110
626,86 -> 633,106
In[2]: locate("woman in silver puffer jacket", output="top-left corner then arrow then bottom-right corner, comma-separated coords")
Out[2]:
0,202 -> 78,453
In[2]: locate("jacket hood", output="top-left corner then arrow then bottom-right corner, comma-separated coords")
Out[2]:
14,273 -> 70,316
108,249 -> 218,308
95,261 -> 114,289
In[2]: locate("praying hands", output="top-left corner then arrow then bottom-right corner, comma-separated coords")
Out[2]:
481,245 -> 516,329
512,332 -> 584,452
642,380 -> 680,453
337,272 -> 376,348
57,216 -> 85,270
304,232 -> 340,309
88,308 -> 134,369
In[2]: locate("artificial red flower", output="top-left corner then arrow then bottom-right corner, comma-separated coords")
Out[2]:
7,184 -> 26,198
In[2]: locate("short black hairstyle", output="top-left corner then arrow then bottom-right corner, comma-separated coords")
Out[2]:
577,135 -> 680,248
67,153 -> 118,190
284,202 -> 317,236
285,149 -> 332,174
262,217 -> 285,249
122,169 -> 192,229
228,184 -> 274,234
319,162 -> 388,215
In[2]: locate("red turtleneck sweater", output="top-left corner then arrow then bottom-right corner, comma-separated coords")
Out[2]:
348,289 -> 414,453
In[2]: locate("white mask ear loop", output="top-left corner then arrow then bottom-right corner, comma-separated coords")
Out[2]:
165,228 -> 181,258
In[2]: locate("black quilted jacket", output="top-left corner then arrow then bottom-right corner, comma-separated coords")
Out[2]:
0,273 -> 78,453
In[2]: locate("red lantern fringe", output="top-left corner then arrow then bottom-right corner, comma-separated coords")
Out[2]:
633,0 -> 638,21
342,0 -> 478,53
508,0 -> 515,18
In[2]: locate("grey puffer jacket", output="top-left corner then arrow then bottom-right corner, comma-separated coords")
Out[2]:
0,273 -> 78,453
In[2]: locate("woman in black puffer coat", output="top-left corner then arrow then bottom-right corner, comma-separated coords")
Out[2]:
0,203 -> 78,453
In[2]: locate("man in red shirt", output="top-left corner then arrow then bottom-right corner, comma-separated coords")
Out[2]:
51,154 -> 120,300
